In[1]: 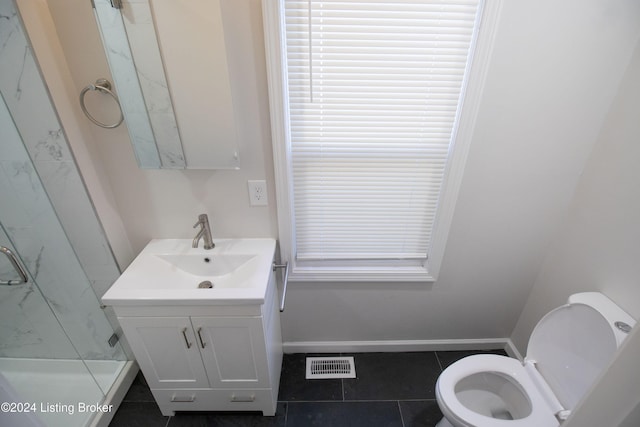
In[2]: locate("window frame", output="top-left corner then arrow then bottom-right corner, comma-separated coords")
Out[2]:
262,0 -> 502,282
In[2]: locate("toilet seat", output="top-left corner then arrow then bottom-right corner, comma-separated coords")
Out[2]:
436,294 -> 636,427
436,354 -> 559,427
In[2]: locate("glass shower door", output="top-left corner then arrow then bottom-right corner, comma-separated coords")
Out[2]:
0,227 -> 105,427
1,2 -> 129,424
0,92 -> 113,427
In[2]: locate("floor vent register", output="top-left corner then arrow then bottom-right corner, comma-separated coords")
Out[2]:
305,356 -> 356,379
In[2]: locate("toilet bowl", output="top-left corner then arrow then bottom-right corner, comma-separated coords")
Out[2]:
435,292 -> 636,427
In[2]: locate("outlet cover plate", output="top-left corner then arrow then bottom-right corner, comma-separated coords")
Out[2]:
248,180 -> 268,206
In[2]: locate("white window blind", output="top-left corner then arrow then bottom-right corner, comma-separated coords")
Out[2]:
283,0 -> 482,267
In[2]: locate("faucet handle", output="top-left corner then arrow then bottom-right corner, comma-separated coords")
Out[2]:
194,214 -> 209,228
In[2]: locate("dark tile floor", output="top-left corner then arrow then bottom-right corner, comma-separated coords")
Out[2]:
109,349 -> 507,427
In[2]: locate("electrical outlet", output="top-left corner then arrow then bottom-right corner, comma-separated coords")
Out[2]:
248,180 -> 268,206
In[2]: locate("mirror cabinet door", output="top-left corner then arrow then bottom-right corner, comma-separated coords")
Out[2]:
92,0 -> 240,170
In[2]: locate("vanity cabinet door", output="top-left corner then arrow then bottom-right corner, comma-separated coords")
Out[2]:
118,316 -> 210,389
192,316 -> 270,389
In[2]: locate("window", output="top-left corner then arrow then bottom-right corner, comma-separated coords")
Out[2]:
263,0 -> 498,281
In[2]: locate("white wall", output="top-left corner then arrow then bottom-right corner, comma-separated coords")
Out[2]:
44,0 -> 277,268
36,0 -> 640,349
22,0 -> 135,270
511,36 -> 640,425
278,0 -> 640,347
511,37 -> 640,352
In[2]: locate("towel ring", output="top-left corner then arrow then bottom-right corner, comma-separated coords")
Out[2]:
80,78 -> 124,129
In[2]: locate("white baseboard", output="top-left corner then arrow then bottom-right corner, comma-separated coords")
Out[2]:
283,338 -> 512,354
504,339 -> 524,361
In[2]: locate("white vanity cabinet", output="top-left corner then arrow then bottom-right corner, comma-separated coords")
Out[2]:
114,269 -> 283,416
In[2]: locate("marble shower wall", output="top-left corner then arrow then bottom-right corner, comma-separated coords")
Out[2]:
0,222 -> 79,359
0,0 -> 125,361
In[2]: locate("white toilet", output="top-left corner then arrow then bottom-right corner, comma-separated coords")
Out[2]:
435,292 -> 635,427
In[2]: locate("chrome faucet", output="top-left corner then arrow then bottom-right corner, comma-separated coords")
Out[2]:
193,214 -> 214,249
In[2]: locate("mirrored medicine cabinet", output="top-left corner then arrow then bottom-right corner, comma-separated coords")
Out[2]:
92,0 -> 240,169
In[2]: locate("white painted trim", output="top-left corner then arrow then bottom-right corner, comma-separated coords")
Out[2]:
283,338 -> 510,354
504,339 -> 525,361
262,0 -> 295,270
263,0 -> 504,282
426,0 -> 503,280
90,361 -> 138,427
286,266 -> 435,282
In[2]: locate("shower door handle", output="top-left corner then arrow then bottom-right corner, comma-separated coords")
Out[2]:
0,246 -> 29,285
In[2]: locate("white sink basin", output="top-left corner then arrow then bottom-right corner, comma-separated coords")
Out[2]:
101,238 -> 276,306
156,254 -> 256,278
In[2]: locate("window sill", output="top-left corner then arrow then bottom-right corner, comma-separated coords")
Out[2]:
288,265 -> 436,283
